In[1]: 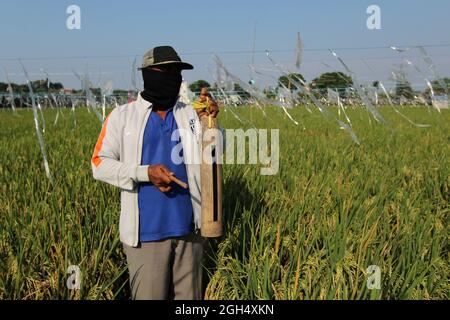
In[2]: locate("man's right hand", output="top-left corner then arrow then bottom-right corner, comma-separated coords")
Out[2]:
147,164 -> 173,193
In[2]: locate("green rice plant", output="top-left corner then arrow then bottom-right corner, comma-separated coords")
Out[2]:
0,105 -> 448,299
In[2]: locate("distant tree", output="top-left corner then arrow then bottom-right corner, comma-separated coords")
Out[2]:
50,82 -> 64,90
263,87 -> 276,99
90,88 -> 101,96
189,80 -> 211,93
310,72 -> 353,95
113,89 -> 129,95
18,84 -> 29,93
277,73 -> 305,91
422,77 -> 450,98
372,80 -> 380,89
394,80 -> 414,99
234,83 -> 250,99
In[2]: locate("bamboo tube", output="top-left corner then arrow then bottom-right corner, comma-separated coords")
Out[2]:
200,116 -> 223,237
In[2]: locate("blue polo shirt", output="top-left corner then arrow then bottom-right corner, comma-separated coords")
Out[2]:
138,108 -> 193,242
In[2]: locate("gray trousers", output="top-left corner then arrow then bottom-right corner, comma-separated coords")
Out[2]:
123,232 -> 205,300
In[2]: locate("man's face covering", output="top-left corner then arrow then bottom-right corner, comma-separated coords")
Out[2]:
141,67 -> 182,109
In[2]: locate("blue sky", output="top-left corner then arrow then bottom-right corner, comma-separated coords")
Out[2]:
1,0 -> 449,90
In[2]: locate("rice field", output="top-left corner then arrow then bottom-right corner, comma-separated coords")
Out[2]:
0,105 -> 448,299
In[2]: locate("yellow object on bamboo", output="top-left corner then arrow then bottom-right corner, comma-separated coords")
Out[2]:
192,97 -> 213,128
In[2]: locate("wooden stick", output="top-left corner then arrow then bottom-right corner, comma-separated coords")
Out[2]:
169,175 -> 188,189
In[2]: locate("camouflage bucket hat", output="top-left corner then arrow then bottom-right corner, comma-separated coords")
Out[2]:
138,46 -> 194,70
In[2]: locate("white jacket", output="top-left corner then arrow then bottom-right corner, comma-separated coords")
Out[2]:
91,93 -> 202,247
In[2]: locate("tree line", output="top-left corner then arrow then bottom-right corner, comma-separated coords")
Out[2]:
189,72 -> 449,101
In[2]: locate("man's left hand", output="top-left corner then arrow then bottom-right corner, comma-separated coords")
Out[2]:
195,87 -> 219,119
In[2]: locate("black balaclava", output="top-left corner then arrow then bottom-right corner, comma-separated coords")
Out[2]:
141,68 -> 182,110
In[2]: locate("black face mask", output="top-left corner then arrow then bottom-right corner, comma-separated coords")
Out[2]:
141,68 -> 182,110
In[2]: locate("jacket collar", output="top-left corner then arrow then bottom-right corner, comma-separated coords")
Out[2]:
136,92 -> 152,109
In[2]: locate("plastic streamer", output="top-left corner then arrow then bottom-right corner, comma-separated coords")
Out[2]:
265,50 -> 360,144
206,65 -> 244,124
50,93 -> 60,126
72,69 -> 90,112
337,94 -> 352,127
3,68 -> 17,113
252,65 -> 298,111
416,46 -> 448,94
71,98 -> 77,128
295,32 -> 303,69
278,85 -> 306,130
53,110 -> 60,126
41,69 -> 55,111
390,46 -> 411,53
252,67 -> 286,116
275,81 -> 302,126
329,49 -> 386,125
36,99 -> 46,133
402,58 -> 441,113
214,55 -> 299,126
224,72 -> 234,92
367,84 -> 379,104
262,82 -> 298,124
82,74 -> 104,123
327,88 -> 339,104
324,57 -> 368,124
101,80 -> 114,120
218,86 -> 247,125
19,60 -> 54,184
217,79 -> 253,127
266,50 -> 360,145
327,88 -> 352,127
275,82 -> 304,128
378,81 -> 430,127
208,63 -> 257,127
113,97 -> 119,108
390,46 -> 444,113
245,66 -> 269,118
131,56 -> 138,91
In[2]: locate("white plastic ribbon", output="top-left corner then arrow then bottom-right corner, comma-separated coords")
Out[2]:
20,60 -> 54,184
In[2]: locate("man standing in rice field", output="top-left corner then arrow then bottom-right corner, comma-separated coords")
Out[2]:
91,46 -> 218,300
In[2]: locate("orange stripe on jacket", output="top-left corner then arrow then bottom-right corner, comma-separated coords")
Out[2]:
92,116 -> 110,168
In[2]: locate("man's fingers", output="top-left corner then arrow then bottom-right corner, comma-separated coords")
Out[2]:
158,166 -> 174,177
148,164 -> 175,186
156,165 -> 172,177
156,164 -> 170,173
157,172 -> 172,185
208,104 -> 219,118
199,88 -> 212,103
200,87 -> 209,97
196,87 -> 219,118
210,104 -> 219,117
158,186 -> 172,193
196,111 -> 208,119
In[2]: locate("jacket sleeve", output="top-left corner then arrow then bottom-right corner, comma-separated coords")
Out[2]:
91,108 -> 150,191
